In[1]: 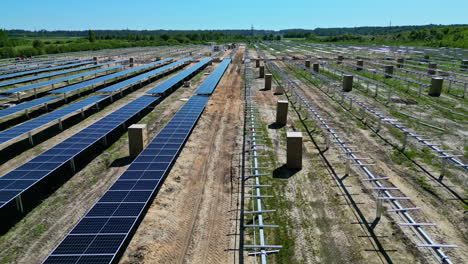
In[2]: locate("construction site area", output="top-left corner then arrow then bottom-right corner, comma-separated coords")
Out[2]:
0,41 -> 466,264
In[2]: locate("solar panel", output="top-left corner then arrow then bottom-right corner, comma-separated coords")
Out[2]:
0,95 -> 107,146
0,58 -> 81,75
0,59 -> 127,88
0,59 -> 96,81
0,96 -> 58,119
43,95 -> 209,264
2,64 -> 124,94
97,58 -> 191,93
0,95 -> 159,209
49,59 -> 172,94
194,58 -> 231,94
146,58 -> 212,94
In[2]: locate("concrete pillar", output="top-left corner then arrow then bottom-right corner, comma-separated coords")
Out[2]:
275,84 -> 283,95
428,77 -> 443,97
397,58 -> 405,68
342,75 -> 353,92
305,60 -> 311,68
128,124 -> 148,158
287,132 -> 302,169
424,55 -> 430,62
356,60 -> 364,71
265,74 -> 272,90
461,59 -> 468,71
384,65 -> 394,78
312,63 -> 319,73
276,100 -> 288,126
129,57 -> 134,67
183,81 -> 191,87
428,63 -> 437,75
256,59 -> 260,68
156,56 -> 161,61
337,55 -> 344,64
259,66 -> 265,78
93,57 -> 98,65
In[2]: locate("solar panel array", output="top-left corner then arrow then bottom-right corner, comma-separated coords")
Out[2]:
0,95 -> 107,145
0,59 -> 95,80
2,64 -> 124,94
98,58 -> 191,93
0,59 -> 127,88
43,95 -> 209,264
50,59 -> 172,94
0,58 -> 80,75
0,96 -> 58,119
146,58 -> 212,94
0,95 -> 159,209
194,58 -> 231,94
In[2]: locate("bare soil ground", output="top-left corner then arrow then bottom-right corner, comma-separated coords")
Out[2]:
119,48 -> 244,264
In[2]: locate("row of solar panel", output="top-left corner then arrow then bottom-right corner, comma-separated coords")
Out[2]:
0,96 -> 159,208
0,59 -> 126,89
3,63 -> 125,94
51,59 -> 172,94
98,58 -> 190,93
43,95 -> 209,264
0,57 -> 71,69
194,58 -> 231,94
0,58 -> 182,147
0,95 -> 108,145
146,58 -> 211,94
0,59 -> 95,81
0,58 -> 81,75
0,96 -> 58,119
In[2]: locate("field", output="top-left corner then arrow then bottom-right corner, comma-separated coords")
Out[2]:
0,41 -> 466,264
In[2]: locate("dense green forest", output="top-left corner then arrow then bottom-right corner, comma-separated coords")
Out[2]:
1,24 -> 466,59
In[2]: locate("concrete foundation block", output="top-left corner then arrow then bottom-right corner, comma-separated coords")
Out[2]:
313,63 -> 319,72
256,59 -> 260,68
342,75 -> 353,92
259,66 -> 265,78
397,58 -> 405,68
428,63 -> 437,75
428,77 -> 443,97
287,132 -> 302,169
128,124 -> 148,158
276,100 -> 288,126
384,65 -> 394,78
305,60 -> 311,68
265,74 -> 272,90
356,60 -> 364,71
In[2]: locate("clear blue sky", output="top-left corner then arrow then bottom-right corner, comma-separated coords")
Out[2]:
2,0 -> 467,30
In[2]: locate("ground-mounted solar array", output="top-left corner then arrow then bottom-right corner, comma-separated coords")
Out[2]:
50,59 -> 172,94
43,95 -> 209,264
0,59 -> 96,80
194,58 -> 231,94
97,58 -> 190,93
0,96 -> 58,119
0,95 -> 108,145
0,95 -> 159,209
0,59 -> 127,89
146,57 -> 212,94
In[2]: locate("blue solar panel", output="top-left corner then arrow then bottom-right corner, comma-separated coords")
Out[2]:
0,58 -> 81,75
0,59 -> 127,88
0,95 -> 107,145
97,58 -> 191,93
43,95 -> 209,264
0,96 -> 58,119
194,58 -> 231,95
2,64 -> 125,94
0,59 -> 95,80
0,96 -> 159,209
146,58 -> 212,94
50,59 -> 172,94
